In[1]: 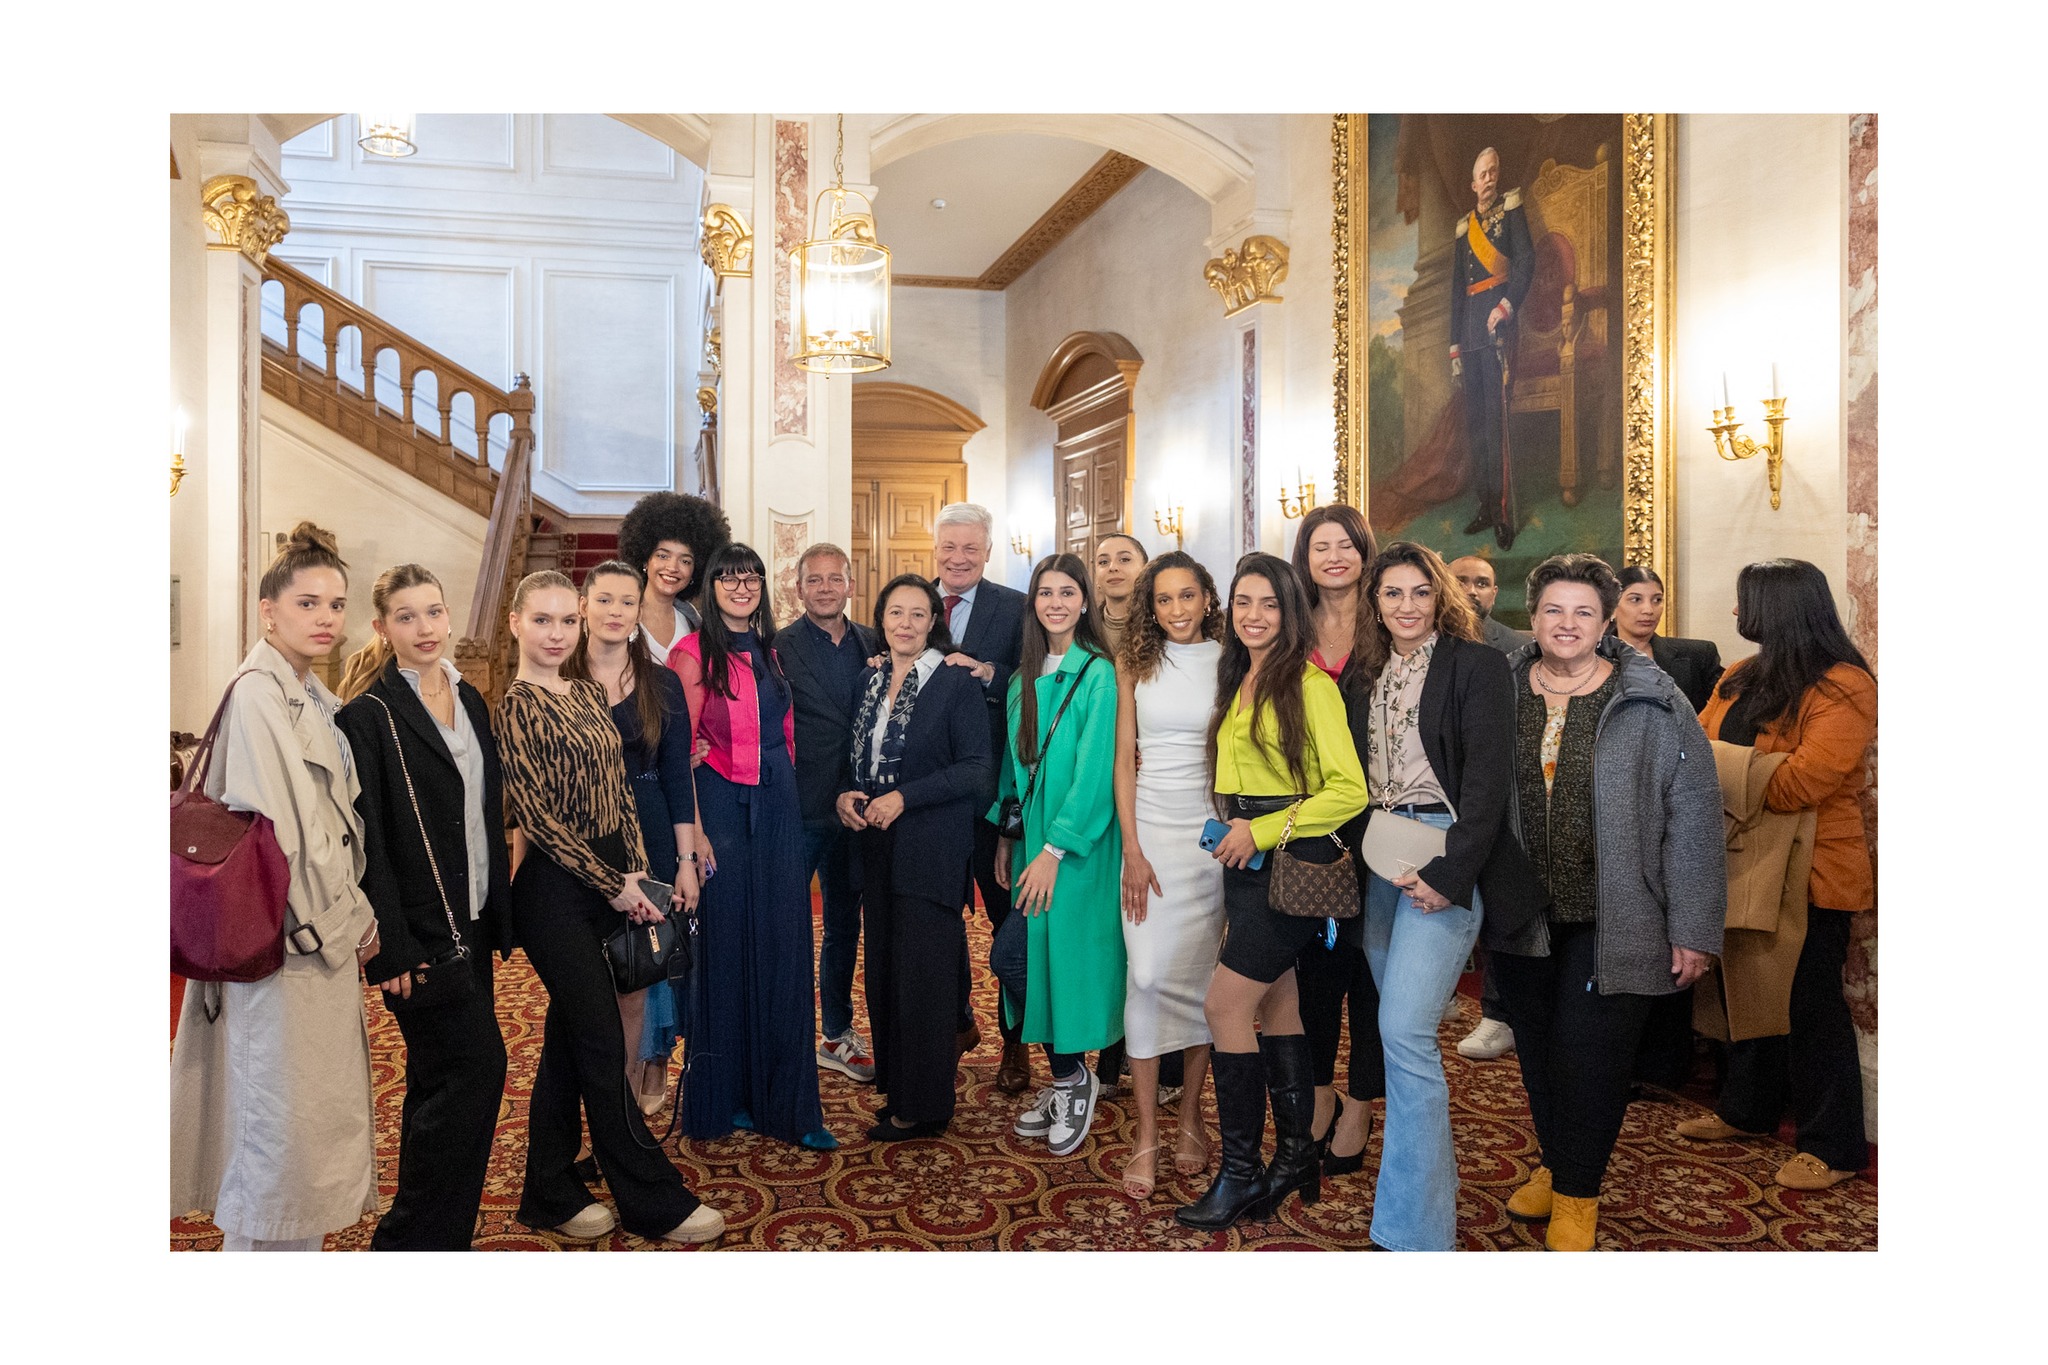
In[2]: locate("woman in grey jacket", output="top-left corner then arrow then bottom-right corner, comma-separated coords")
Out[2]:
1486,554 -> 1724,1251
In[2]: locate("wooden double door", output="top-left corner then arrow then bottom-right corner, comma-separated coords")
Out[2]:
1037,331 -> 1142,567
847,458 -> 965,627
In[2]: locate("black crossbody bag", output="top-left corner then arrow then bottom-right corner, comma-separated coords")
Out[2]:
996,654 -> 1097,840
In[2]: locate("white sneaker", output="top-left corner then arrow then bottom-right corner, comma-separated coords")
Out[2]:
662,1203 -> 726,1244
1046,1069 -> 1100,1157
554,1203 -> 616,1240
1456,1017 -> 1516,1060
1014,1085 -> 1058,1138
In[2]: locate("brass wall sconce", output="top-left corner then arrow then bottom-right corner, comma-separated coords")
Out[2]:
1709,370 -> 1788,509
170,409 -> 188,498
1009,531 -> 1033,559
1152,505 -> 1185,551
1278,480 -> 1317,520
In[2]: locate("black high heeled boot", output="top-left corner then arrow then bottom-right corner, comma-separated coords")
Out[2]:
1257,1033 -> 1322,1215
1174,1049 -> 1269,1231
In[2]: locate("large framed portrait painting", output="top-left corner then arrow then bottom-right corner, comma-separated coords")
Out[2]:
1333,113 -> 1674,626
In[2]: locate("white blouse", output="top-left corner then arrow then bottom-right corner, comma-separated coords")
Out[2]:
399,658 -> 487,920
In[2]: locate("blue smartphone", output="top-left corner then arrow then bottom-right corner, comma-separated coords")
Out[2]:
1199,818 -> 1265,870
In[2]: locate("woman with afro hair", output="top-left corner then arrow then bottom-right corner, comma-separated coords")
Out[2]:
616,492 -> 731,662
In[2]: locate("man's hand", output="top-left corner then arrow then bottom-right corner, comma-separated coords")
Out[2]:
944,652 -> 996,685
1487,300 -> 1513,336
1449,344 -> 1463,378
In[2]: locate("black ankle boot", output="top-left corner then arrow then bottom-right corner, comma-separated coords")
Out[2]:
1257,1033 -> 1321,1214
1174,1049 -> 1269,1230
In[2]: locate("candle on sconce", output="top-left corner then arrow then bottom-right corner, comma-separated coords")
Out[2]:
1771,362 -> 1780,399
1722,372 -> 1731,408
173,408 -> 188,454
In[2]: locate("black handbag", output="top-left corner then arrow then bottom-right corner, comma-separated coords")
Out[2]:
602,893 -> 692,995
997,655 -> 1096,841
361,693 -> 475,1012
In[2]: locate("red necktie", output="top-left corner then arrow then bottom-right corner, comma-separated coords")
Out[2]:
944,594 -> 963,628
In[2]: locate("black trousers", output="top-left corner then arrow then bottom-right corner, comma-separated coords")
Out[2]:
1459,336 -> 1512,522
961,817 -> 1019,1043
512,841 -> 699,1239
862,828 -> 966,1126
1298,932 -> 1387,1102
1476,945 -> 1506,1022
370,948 -> 507,1251
1632,987 -> 1697,1089
1716,907 -> 1867,1172
1493,922 -> 1654,1199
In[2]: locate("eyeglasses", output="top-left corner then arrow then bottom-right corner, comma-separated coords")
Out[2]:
715,573 -> 764,591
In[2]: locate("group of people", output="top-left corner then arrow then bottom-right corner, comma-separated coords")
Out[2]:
169,489 -> 1876,1254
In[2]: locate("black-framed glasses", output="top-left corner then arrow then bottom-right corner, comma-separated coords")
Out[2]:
715,573 -> 764,591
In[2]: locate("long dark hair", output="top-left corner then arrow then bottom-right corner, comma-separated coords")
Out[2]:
1355,541 -> 1483,685
1606,564 -> 1666,636
695,542 -> 786,701
1290,504 -> 1378,688
1717,558 -> 1872,727
871,573 -> 956,654
565,559 -> 669,749
1208,553 -> 1315,794
1015,553 -> 1112,767
1120,550 -> 1222,684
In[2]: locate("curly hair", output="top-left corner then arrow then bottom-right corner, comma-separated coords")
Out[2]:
1354,541 -> 1483,685
615,493 -> 730,604
1119,551 -> 1222,684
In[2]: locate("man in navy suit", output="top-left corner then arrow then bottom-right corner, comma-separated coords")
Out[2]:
929,502 -> 1033,1093
779,543 -> 881,1083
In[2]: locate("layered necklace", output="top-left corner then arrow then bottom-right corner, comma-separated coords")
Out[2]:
1534,655 -> 1604,697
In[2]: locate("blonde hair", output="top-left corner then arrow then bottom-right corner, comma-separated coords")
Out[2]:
336,563 -> 445,701
510,569 -> 575,615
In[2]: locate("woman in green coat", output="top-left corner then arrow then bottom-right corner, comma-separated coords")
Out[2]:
988,553 -> 1125,1158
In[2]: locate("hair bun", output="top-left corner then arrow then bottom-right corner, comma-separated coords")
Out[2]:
283,521 -> 340,557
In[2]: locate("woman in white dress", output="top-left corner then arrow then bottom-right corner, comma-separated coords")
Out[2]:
1113,551 -> 1228,1199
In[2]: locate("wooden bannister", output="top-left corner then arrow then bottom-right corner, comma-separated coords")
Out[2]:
259,256 -> 534,519
456,404 -> 535,706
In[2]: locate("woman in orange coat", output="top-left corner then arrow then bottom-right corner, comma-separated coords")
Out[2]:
1676,559 -> 1876,1191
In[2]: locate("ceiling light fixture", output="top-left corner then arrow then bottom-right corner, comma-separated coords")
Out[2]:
931,198 -> 947,209
791,114 -> 891,374
357,113 -> 418,158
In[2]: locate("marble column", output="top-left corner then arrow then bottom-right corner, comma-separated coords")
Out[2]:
1843,112 -> 1879,1139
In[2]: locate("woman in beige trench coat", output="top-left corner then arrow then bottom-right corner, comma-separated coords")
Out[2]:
170,524 -> 381,1250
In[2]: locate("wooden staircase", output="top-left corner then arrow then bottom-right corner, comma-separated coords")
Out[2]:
258,257 -> 621,702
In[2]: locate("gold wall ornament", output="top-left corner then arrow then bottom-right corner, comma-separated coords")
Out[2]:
1278,479 -> 1317,520
705,327 -> 722,375
1204,234 -> 1290,316
700,205 -> 753,279
697,385 -> 718,417
1152,504 -> 1184,551
200,174 -> 290,264
1710,395 -> 1789,509
1330,115 -> 1365,509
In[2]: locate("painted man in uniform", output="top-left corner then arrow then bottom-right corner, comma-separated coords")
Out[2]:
1448,145 -> 1535,549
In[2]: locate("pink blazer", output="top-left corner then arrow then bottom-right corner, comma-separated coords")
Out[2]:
668,633 -> 796,786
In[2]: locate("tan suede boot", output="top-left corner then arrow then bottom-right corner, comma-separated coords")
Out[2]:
1506,1165 -> 1554,1220
1544,1194 -> 1599,1251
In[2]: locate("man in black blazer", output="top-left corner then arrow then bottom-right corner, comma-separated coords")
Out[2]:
1451,554 -> 1531,656
778,544 -> 881,1083
929,502 -> 1032,1091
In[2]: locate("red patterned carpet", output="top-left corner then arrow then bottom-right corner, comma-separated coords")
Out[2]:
171,910 -> 1877,1251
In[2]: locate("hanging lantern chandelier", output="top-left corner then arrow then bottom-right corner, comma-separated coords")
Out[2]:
790,114 -> 891,374
357,114 -> 418,158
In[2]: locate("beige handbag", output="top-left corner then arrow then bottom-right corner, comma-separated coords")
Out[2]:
1358,798 -> 1458,884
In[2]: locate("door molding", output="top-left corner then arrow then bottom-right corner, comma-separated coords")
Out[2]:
1034,331 -> 1141,563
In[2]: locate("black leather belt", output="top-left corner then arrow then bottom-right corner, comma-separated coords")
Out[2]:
1386,802 -> 1450,815
1222,793 -> 1307,817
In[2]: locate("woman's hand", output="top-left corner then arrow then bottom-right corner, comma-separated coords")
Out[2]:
864,791 -> 906,829
1121,849 -> 1163,925
610,870 -> 663,923
1211,818 -> 1260,869
691,736 -> 711,769
354,923 -> 381,969
836,790 -> 870,831
1393,870 -> 1452,912
696,827 -> 717,879
994,836 -> 1015,891
378,968 -> 417,1000
1014,849 -> 1061,915
674,860 -> 700,913
1671,946 -> 1712,989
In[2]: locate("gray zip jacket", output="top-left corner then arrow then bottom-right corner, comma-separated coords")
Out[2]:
1483,635 -> 1725,995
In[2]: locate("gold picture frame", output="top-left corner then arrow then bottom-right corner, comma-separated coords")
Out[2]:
1332,113 -> 1675,600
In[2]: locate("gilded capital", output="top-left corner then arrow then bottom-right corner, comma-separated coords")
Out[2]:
705,327 -> 723,375
697,386 -> 718,417
700,205 -> 753,279
200,174 -> 290,265
1203,234 -> 1289,317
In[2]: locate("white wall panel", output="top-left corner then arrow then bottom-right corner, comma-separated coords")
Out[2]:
540,269 -> 675,493
359,260 -> 516,387
543,114 -> 676,179
383,114 -> 515,171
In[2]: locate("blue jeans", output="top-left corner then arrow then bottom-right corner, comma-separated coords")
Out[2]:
989,911 -> 1083,1079
803,819 -> 863,1041
1361,810 -> 1482,1252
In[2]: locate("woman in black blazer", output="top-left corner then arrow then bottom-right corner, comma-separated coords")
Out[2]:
835,573 -> 993,1139
336,564 -> 513,1251
1341,542 -> 1546,1251
1611,565 -> 1723,714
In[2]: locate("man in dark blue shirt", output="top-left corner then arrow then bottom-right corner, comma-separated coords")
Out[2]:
780,543 -> 880,1082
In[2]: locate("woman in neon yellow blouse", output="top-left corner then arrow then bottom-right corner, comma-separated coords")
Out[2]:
1176,553 -> 1368,1231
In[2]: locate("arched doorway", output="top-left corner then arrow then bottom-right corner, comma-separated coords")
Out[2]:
1031,331 -> 1142,563
849,382 -> 984,624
